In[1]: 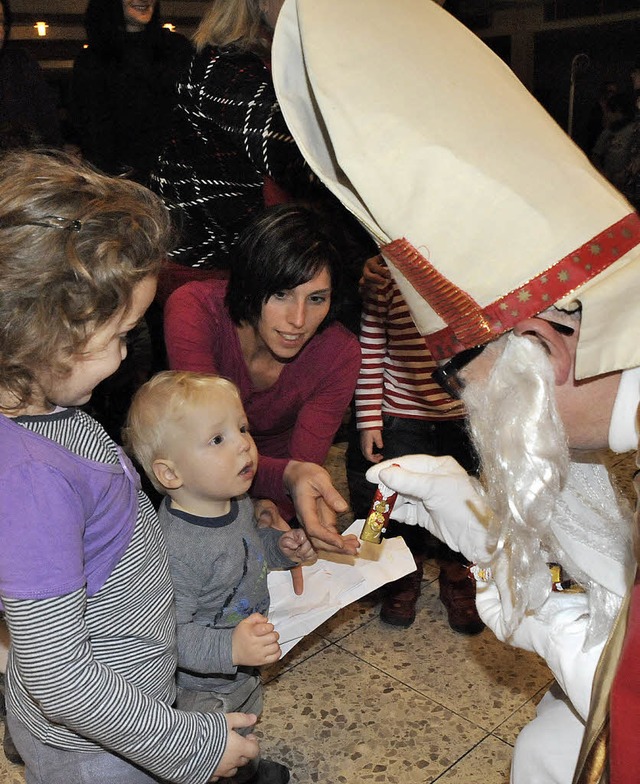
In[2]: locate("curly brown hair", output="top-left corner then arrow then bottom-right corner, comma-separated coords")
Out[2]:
0,150 -> 173,409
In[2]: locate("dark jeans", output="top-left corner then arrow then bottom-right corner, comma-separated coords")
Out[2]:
346,413 -> 478,558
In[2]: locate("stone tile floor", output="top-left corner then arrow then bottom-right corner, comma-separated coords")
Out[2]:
0,444 -> 635,784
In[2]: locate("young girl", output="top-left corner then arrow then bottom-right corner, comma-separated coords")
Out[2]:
0,149 -> 259,784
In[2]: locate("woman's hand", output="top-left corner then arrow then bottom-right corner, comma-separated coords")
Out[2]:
283,461 -> 359,555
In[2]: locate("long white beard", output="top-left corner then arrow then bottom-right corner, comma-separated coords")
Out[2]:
462,334 -> 634,643
462,334 -> 570,623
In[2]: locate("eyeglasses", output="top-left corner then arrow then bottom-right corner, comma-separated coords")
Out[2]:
431,319 -> 576,400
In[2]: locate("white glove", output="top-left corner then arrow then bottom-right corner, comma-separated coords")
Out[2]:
366,454 -> 493,564
476,550 -> 600,721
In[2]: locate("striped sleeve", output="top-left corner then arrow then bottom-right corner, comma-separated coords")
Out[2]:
3,589 -> 227,784
355,284 -> 390,431
358,283 -> 465,423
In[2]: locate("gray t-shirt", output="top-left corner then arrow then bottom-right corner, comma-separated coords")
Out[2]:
159,495 -> 295,694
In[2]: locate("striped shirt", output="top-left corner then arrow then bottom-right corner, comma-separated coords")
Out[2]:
355,280 -> 464,431
0,409 -> 227,784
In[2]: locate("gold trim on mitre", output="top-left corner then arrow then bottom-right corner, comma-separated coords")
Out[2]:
382,212 -> 640,361
380,238 -> 493,350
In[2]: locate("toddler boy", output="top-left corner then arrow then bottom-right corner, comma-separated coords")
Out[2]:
126,371 -> 314,784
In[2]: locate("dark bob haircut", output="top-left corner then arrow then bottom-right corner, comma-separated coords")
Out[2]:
225,203 -> 343,328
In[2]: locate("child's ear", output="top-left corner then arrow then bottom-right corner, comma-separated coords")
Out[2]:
152,459 -> 183,491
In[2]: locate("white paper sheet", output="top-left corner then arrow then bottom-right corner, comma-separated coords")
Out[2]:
267,520 -> 416,657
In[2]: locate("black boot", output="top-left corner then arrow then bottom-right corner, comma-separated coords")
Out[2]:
380,554 -> 424,628
233,759 -> 290,784
438,559 -> 485,636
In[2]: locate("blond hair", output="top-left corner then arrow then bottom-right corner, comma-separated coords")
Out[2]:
124,370 -> 241,493
0,150 -> 173,410
193,0 -> 271,58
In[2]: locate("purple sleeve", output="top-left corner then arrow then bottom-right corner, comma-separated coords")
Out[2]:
0,461 -> 86,601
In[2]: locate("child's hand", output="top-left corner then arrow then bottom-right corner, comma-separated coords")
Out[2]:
208,713 -> 259,782
359,254 -> 390,295
253,498 -> 289,531
360,430 -> 383,463
254,501 -> 308,595
232,613 -> 281,666
278,528 -> 315,564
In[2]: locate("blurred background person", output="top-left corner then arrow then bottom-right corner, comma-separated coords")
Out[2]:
150,0 -> 371,313
590,91 -> 636,192
72,1 -> 192,442
71,0 -> 191,185
0,0 -> 62,150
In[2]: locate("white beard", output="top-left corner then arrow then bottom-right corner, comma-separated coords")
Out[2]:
462,333 -> 569,623
462,334 -> 634,642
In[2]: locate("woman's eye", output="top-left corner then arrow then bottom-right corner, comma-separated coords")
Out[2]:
309,294 -> 328,304
209,435 -> 224,445
240,424 -> 250,434
272,291 -> 287,300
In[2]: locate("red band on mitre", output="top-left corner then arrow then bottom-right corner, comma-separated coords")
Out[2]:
381,212 -> 640,360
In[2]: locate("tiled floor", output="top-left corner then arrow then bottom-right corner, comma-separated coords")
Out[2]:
1,443 -> 634,784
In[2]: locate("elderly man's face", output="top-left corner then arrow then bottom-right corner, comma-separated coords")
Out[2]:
459,319 -> 621,452
553,370 -> 621,451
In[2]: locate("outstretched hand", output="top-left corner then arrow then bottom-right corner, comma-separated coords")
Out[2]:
279,528 -> 315,564
366,454 -> 493,564
253,499 -> 307,594
284,461 -> 359,555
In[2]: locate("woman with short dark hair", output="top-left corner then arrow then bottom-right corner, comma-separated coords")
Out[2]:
164,203 -> 361,521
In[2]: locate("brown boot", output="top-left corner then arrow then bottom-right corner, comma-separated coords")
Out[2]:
438,559 -> 485,636
380,554 -> 424,628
